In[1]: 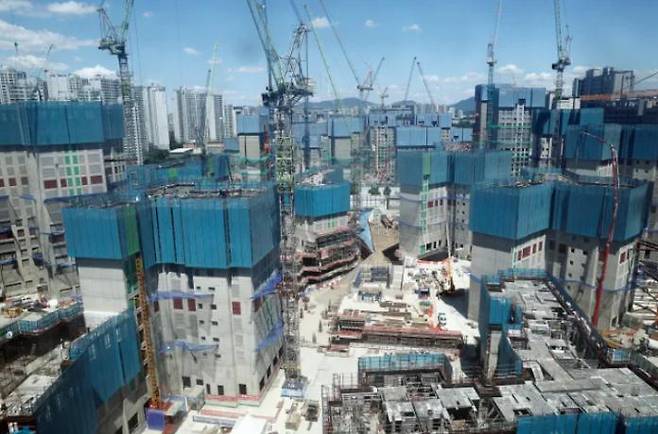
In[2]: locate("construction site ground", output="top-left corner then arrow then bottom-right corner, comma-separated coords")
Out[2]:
166,215 -> 477,433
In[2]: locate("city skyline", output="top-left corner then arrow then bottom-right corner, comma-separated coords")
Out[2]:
0,0 -> 656,106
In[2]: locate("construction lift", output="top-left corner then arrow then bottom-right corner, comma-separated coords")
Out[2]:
551,0 -> 572,168
579,130 -> 620,328
97,0 -> 143,165
484,0 -> 502,149
247,0 -> 313,396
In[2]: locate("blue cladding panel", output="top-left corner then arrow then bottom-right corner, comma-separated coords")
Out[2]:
622,416 -> 658,434
295,182 -> 351,218
577,412 -> 617,434
228,201 -> 251,267
331,116 -> 363,137
517,414 -> 577,434
430,152 -> 451,185
451,127 -> 473,142
237,114 -> 265,134
397,151 -> 424,187
565,124 -> 621,161
426,127 -> 442,147
0,102 -> 122,147
182,200 -> 228,268
63,206 -> 139,260
249,188 -> 279,265
470,183 -> 552,240
35,310 -> 140,434
620,124 -> 658,161
396,126 -> 428,148
439,113 -> 452,129
224,137 -> 239,151
497,86 -> 546,108
66,103 -> 104,144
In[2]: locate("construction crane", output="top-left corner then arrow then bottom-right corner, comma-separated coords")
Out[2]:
484,0 -> 502,149
416,59 -> 437,111
197,43 -> 220,156
97,0 -> 142,165
246,0 -> 312,394
551,0 -> 572,106
403,56 -> 417,104
580,130 -> 620,328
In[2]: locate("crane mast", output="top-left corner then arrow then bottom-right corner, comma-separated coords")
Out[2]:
403,56 -> 417,103
246,0 -> 312,394
97,0 -> 142,165
484,0 -> 502,149
551,0 -> 572,168
416,60 -> 437,111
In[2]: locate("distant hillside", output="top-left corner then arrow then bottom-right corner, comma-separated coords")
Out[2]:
450,96 -> 475,113
298,97 -> 375,111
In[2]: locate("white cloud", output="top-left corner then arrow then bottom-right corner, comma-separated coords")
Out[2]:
6,54 -> 68,71
229,65 -> 265,74
74,64 -> 115,78
0,19 -> 95,51
47,1 -> 96,15
311,16 -> 330,29
183,47 -> 200,56
142,11 -> 153,18
0,0 -> 32,12
497,64 -> 524,75
572,65 -> 591,75
402,23 -> 421,33
364,19 -> 377,28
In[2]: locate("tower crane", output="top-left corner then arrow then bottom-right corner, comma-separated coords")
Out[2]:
579,130 -> 619,329
551,0 -> 572,107
416,59 -> 437,111
97,0 -> 142,165
246,0 -> 313,395
551,0 -> 572,168
403,56 -> 417,104
197,43 -> 220,156
484,0 -> 502,149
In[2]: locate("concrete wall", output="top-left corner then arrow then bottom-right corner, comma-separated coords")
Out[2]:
77,258 -> 131,328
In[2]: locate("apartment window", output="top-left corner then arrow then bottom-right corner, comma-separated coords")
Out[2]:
517,251 -> 522,261
182,376 -> 191,388
620,251 -> 626,263
173,298 -> 183,310
211,304 -> 217,310
81,176 -> 88,185
212,321 -> 218,326
259,377 -> 265,391
522,246 -> 531,258
232,302 -> 241,315
187,299 -> 196,311
239,384 -> 247,395
213,337 -> 219,342
267,366 -> 272,378
206,384 -> 211,395
199,320 -> 205,325
43,179 -> 57,189
538,241 -> 543,251
90,175 -> 103,184
196,378 -> 204,386
532,244 -> 537,254
198,303 -> 203,309
8,178 -> 16,186
217,385 -> 224,395
20,177 -> 28,185
0,179 -> 4,187
208,287 -> 215,291
427,200 -> 434,208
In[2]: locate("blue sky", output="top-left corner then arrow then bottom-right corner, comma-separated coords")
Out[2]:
1,0 -> 657,107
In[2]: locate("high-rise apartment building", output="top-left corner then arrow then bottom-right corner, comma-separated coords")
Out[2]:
175,88 -> 224,145
573,67 -> 635,97
135,85 -> 170,151
0,101 -> 124,297
474,85 -> 546,175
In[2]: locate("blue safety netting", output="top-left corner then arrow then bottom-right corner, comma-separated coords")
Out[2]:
33,310 -> 139,434
255,319 -> 283,352
517,413 -> 577,434
159,340 -> 219,354
63,205 -> 140,260
237,114 -> 267,134
137,185 -> 279,270
295,181 -> 351,218
564,124 -> 622,161
621,415 -> 658,434
0,101 -> 123,147
150,290 -> 214,302
619,124 -> 658,161
251,271 -> 282,300
470,183 -> 553,240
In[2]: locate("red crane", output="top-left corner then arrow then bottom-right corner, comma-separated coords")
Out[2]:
580,130 -> 620,328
